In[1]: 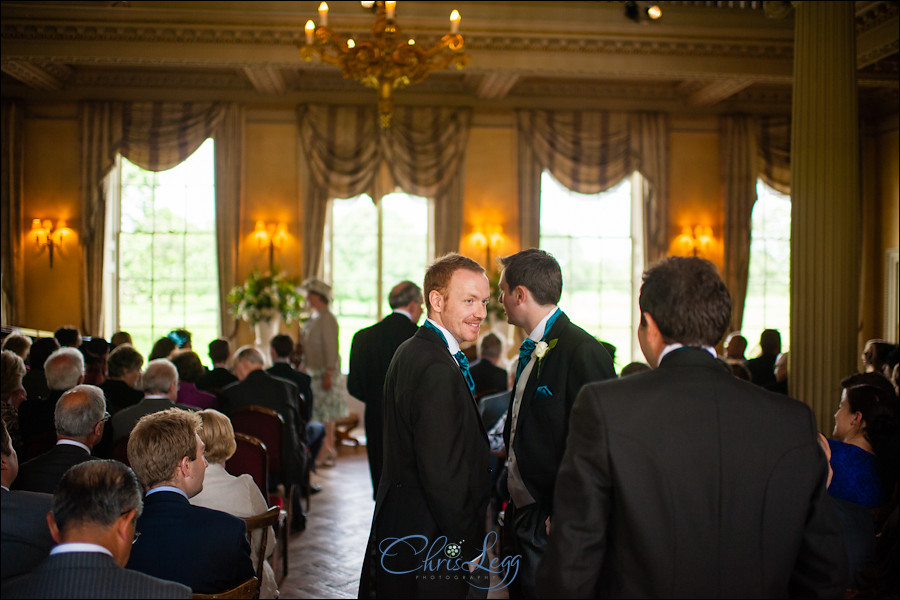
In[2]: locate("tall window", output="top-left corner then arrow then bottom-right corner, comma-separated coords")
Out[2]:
325,191 -> 431,372
743,179 -> 791,354
105,139 -> 219,359
540,171 -> 644,370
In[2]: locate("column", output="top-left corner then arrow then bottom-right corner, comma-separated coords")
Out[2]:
790,1 -> 860,434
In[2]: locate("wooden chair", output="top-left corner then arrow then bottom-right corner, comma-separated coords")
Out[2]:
242,506 -> 281,589
230,406 -> 299,578
335,411 -> 360,450
191,576 -> 259,599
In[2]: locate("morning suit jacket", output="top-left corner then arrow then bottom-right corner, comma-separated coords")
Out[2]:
2,551 -> 191,598
110,397 -> 198,442
347,311 -> 418,497
219,369 -> 307,487
267,361 -> 314,424
536,347 -> 847,598
127,490 -> 255,594
469,358 -> 508,397
196,366 -> 238,395
0,488 -> 55,582
99,378 -> 144,414
12,442 -> 95,494
503,311 -> 615,512
359,325 -> 492,599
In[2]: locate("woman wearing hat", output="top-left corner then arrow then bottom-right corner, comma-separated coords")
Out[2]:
300,278 -> 347,467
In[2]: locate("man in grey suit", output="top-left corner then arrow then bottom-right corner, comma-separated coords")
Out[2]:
1,419 -> 55,582
111,358 -> 195,441
13,384 -> 108,494
536,257 -> 846,598
1,459 -> 190,598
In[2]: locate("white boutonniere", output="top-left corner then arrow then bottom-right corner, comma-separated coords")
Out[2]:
535,338 -> 558,377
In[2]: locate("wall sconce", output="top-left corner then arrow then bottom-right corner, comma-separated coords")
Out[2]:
253,221 -> 288,271
31,218 -> 70,268
470,226 -> 504,268
625,1 -> 662,23
676,225 -> 715,257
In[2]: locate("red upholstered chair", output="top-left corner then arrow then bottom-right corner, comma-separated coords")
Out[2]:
226,433 -> 269,501
112,436 -> 130,466
229,406 -> 297,578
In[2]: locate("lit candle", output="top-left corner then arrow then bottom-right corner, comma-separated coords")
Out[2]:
318,2 -> 328,27
305,20 -> 315,45
450,10 -> 460,34
385,1 -> 396,21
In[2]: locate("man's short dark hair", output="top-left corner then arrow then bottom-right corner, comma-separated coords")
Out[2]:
480,333 -> 502,359
29,337 -> 60,370
639,256 -> 731,347
52,460 -> 144,533
499,248 -> 563,306
271,334 -> 294,359
389,281 -> 423,309
170,350 -> 206,384
208,339 -> 231,363
107,344 -> 144,378
424,253 -> 486,314
759,329 -> 782,355
54,326 -> 81,348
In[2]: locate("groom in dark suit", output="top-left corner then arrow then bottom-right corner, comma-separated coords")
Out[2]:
498,248 -> 615,597
537,256 -> 846,598
348,280 -> 423,498
359,254 -> 492,599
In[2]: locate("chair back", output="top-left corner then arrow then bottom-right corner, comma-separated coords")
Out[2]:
242,506 -> 281,584
478,389 -> 511,431
191,576 -> 259,599
230,406 -> 286,482
225,433 -> 268,499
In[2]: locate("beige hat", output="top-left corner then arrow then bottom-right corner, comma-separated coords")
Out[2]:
302,278 -> 333,303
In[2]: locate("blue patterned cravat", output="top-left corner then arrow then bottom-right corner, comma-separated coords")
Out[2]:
516,338 -> 536,382
454,351 -> 475,393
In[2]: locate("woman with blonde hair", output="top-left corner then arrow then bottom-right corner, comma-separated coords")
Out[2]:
189,409 -> 278,599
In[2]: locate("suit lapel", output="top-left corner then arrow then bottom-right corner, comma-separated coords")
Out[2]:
518,312 -> 570,417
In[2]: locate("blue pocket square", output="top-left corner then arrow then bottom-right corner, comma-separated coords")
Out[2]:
535,385 -> 552,399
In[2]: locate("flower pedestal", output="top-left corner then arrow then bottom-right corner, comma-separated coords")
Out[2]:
253,315 -> 281,359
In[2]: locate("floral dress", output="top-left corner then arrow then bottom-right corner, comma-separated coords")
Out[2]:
301,307 -> 348,423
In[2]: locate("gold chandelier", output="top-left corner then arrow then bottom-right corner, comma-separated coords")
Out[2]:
300,1 -> 469,128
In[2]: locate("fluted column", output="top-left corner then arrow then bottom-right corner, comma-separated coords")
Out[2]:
790,2 -> 860,434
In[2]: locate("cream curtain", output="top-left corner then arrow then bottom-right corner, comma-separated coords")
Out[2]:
214,104 -> 245,339
297,104 -> 471,278
516,110 -> 670,263
80,101 -> 228,336
756,116 -> 791,195
1,102 -> 25,326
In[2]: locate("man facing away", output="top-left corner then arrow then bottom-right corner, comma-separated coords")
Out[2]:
1,459 -> 191,599
498,248 -> 615,597
111,359 -> 194,442
747,328 -> 782,388
359,254 -> 492,599
348,280 -> 423,498
537,256 -> 846,598
469,332 -> 509,398
196,338 -> 237,395
13,384 -> 108,494
125,408 -> 254,594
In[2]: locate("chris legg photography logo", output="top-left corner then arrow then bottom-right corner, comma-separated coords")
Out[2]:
378,531 -> 520,590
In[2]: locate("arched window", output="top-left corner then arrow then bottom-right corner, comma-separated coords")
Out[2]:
325,191 -> 431,372
105,138 -> 219,356
743,179 -> 791,355
539,171 -> 645,370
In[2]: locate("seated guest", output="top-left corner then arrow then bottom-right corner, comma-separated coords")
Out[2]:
862,339 -> 897,378
268,334 -> 325,466
196,338 -> 237,395
190,409 -> 278,599
1,333 -> 32,363
722,331 -> 748,363
126,409 -> 255,594
17,347 -> 84,461
80,337 -> 109,386
13,385 -> 107,494
101,344 -> 145,415
2,459 -> 191,599
53,326 -> 82,349
168,329 -> 192,350
746,328 -> 781,388
110,359 -> 194,442
470,332 -> 508,397
21,337 -> 59,402
765,352 -> 789,394
1,419 -> 55,583
148,336 -> 177,361
171,350 -> 217,410
109,330 -> 133,350
1,350 -> 27,452
220,346 -> 308,531
619,361 -> 651,377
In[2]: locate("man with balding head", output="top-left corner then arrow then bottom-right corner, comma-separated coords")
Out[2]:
110,359 -> 194,442
348,280 -> 423,497
220,346 -> 309,530
13,385 -> 108,494
17,347 -> 85,461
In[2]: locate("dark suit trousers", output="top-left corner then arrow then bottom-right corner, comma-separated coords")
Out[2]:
503,501 -> 548,599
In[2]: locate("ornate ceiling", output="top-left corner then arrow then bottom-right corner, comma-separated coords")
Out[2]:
2,1 -> 898,119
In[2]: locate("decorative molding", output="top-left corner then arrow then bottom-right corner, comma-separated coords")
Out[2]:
0,60 -> 72,90
473,72 -> 519,100
242,65 -> 287,95
685,77 -> 756,106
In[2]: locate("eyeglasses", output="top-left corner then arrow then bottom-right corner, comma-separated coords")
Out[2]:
98,412 -> 111,425
121,509 -> 141,544
132,531 -> 141,545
